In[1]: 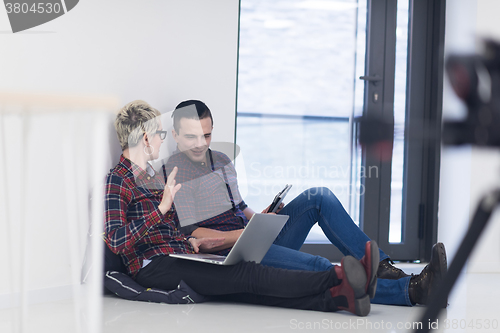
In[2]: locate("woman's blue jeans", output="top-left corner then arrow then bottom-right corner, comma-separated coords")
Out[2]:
260,187 -> 412,306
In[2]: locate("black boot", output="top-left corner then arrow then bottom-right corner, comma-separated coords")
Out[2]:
408,242 -> 447,306
377,258 -> 410,280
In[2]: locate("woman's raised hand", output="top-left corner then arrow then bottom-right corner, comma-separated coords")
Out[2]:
158,166 -> 182,214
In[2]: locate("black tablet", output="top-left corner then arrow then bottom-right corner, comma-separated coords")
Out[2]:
268,184 -> 292,213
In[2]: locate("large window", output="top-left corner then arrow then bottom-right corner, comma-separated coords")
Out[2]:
236,0 -> 367,243
235,0 -> 444,261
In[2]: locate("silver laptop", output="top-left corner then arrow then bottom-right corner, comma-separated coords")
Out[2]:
169,213 -> 289,265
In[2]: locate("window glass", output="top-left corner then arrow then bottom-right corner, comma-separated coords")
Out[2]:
389,0 -> 409,243
236,0 -> 367,243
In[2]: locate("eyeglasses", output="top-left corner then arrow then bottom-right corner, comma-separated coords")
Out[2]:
156,130 -> 168,140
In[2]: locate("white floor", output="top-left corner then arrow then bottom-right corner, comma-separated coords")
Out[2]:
2,264 -> 499,333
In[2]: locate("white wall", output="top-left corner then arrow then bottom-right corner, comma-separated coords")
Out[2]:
0,0 -> 239,306
439,0 -> 500,273
466,0 -> 500,273
0,0 -> 239,144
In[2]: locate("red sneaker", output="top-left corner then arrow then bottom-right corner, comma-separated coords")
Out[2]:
359,240 -> 379,299
330,256 -> 371,316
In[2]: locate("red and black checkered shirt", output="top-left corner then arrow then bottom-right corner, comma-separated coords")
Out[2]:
163,149 -> 249,255
104,155 -> 195,277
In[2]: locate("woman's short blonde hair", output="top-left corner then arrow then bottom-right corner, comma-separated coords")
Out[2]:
115,100 -> 161,151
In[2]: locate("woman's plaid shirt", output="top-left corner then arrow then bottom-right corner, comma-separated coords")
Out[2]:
104,155 -> 194,277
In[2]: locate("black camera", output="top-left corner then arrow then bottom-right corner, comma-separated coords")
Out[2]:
444,39 -> 500,147
358,40 -> 500,148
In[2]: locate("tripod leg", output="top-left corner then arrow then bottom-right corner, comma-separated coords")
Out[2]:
415,189 -> 500,333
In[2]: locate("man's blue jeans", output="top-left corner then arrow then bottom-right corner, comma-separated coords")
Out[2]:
260,187 -> 412,306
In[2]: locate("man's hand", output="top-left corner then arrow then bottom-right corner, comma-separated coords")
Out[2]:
191,228 -> 243,251
188,237 -> 225,253
261,202 -> 285,214
158,166 -> 182,214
